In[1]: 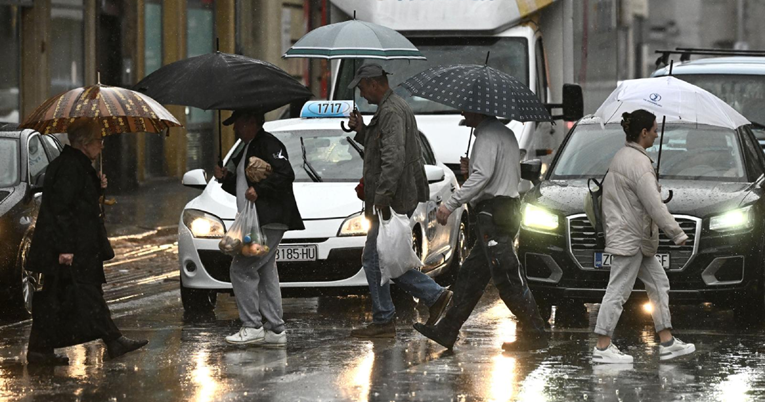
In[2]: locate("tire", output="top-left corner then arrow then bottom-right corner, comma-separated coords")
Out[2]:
553,301 -> 588,328
438,217 -> 469,286
180,277 -> 218,313
2,236 -> 37,319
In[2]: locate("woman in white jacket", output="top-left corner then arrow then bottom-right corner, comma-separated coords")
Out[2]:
592,109 -> 696,364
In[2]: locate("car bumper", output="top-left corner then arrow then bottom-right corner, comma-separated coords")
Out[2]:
520,225 -> 763,307
179,218 -> 369,291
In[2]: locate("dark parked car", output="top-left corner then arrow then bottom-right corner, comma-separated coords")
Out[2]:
0,124 -> 62,316
519,116 -> 765,323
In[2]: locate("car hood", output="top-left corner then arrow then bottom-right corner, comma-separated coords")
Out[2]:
525,179 -> 754,219
185,181 -> 362,221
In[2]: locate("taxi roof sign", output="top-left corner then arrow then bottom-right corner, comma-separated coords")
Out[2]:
300,101 -> 354,118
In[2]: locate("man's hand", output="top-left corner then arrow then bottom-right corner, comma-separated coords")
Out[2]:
214,165 -> 228,180
460,156 -> 470,177
245,187 -> 258,202
98,172 -> 108,189
375,204 -> 391,220
436,204 -> 452,226
348,110 -> 366,133
59,253 -> 74,266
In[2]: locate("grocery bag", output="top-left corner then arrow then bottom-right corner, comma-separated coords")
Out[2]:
377,208 -> 423,285
218,202 -> 269,257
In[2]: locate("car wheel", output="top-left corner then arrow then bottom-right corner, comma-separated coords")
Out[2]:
3,236 -> 38,318
180,277 -> 217,313
438,217 -> 469,286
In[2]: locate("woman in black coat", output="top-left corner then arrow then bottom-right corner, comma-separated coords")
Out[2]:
25,119 -> 148,365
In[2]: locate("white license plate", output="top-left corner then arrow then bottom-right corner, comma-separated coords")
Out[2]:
594,252 -> 670,269
275,245 -> 317,262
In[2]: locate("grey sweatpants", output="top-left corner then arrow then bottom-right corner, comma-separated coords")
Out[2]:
230,228 -> 286,333
594,252 -> 673,338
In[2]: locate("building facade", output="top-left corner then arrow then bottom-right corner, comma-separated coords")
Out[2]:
1,0 -> 325,192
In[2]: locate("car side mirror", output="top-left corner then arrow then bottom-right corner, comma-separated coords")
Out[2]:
425,165 -> 445,183
31,173 -> 45,194
182,169 -> 208,190
562,84 -> 584,122
521,159 -> 542,186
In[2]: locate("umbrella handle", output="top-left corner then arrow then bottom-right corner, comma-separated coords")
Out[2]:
662,189 -> 673,204
341,121 -> 353,133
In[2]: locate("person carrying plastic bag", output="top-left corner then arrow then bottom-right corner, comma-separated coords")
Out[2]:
213,110 -> 304,348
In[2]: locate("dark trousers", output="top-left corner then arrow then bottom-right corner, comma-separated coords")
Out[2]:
442,197 -> 547,339
28,269 -> 122,353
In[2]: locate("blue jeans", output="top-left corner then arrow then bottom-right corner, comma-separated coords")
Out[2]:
363,221 -> 445,324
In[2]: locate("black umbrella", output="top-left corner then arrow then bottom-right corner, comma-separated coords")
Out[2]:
133,51 -> 313,162
400,62 -> 552,157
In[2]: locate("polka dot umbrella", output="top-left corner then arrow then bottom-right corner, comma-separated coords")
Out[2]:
399,64 -> 552,123
20,83 -> 182,136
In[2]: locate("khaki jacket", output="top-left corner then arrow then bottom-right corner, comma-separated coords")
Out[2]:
354,89 -> 429,217
602,142 -> 688,256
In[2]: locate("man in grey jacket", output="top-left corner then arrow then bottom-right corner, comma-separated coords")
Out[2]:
347,64 -> 453,338
413,111 -> 548,351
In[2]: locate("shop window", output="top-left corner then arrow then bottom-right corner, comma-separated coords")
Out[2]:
0,6 -> 20,123
50,0 -> 85,96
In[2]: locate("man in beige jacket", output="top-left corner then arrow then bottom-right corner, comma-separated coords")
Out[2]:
592,109 -> 696,364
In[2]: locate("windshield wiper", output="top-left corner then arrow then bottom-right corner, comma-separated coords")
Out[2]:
345,136 -> 364,158
300,137 -> 322,183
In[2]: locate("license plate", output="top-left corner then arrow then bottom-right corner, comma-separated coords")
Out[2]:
594,252 -> 670,269
275,245 -> 317,262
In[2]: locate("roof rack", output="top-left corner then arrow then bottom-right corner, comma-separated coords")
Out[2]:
655,48 -> 765,68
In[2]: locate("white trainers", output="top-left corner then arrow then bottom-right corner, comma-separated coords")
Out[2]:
592,343 -> 634,364
659,337 -> 695,361
225,327 -> 265,345
264,330 -> 287,348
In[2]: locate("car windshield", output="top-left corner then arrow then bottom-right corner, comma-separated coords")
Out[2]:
334,37 -> 529,114
551,123 -> 747,182
674,74 -> 765,137
273,128 -> 363,183
0,138 -> 19,187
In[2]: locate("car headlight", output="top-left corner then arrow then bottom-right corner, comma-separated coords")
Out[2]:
338,212 -> 371,236
522,203 -> 559,232
709,205 -> 754,232
182,209 -> 226,238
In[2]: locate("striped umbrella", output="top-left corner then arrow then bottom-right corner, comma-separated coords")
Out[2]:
20,83 -> 182,136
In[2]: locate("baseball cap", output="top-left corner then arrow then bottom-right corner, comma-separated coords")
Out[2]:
347,64 -> 391,89
222,110 -> 263,126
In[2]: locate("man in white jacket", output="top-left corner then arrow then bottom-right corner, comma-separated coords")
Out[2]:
592,109 -> 696,364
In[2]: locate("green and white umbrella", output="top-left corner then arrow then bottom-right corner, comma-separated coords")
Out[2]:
283,19 -> 425,60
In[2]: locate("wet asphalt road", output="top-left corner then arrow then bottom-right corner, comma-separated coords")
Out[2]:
1,233 -> 765,401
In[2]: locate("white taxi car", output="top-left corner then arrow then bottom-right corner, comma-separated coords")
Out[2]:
177,101 -> 468,312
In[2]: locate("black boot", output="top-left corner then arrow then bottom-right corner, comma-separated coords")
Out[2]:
413,321 -> 459,349
27,350 -> 69,366
105,336 -> 149,359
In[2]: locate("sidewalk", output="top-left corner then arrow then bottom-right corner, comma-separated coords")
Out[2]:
103,177 -> 203,237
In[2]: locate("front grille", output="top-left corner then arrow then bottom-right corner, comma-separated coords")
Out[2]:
198,248 -> 363,283
568,215 -> 698,271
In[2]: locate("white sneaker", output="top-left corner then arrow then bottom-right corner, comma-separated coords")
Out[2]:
264,330 -> 287,348
592,343 -> 634,364
659,337 -> 695,361
225,327 -> 265,345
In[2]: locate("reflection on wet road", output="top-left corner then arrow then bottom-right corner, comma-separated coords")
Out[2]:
1,285 -> 765,401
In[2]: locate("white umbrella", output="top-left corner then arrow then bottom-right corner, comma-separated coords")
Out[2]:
594,76 -> 750,130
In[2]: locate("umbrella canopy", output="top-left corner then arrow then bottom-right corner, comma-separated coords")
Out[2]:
20,84 -> 181,135
399,64 -> 553,122
594,76 -> 750,130
133,52 -> 313,111
283,19 -> 425,60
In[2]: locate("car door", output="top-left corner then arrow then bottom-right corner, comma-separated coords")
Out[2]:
419,133 -> 453,264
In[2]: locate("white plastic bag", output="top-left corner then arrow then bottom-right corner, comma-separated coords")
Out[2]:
377,208 -> 423,285
218,202 -> 269,257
